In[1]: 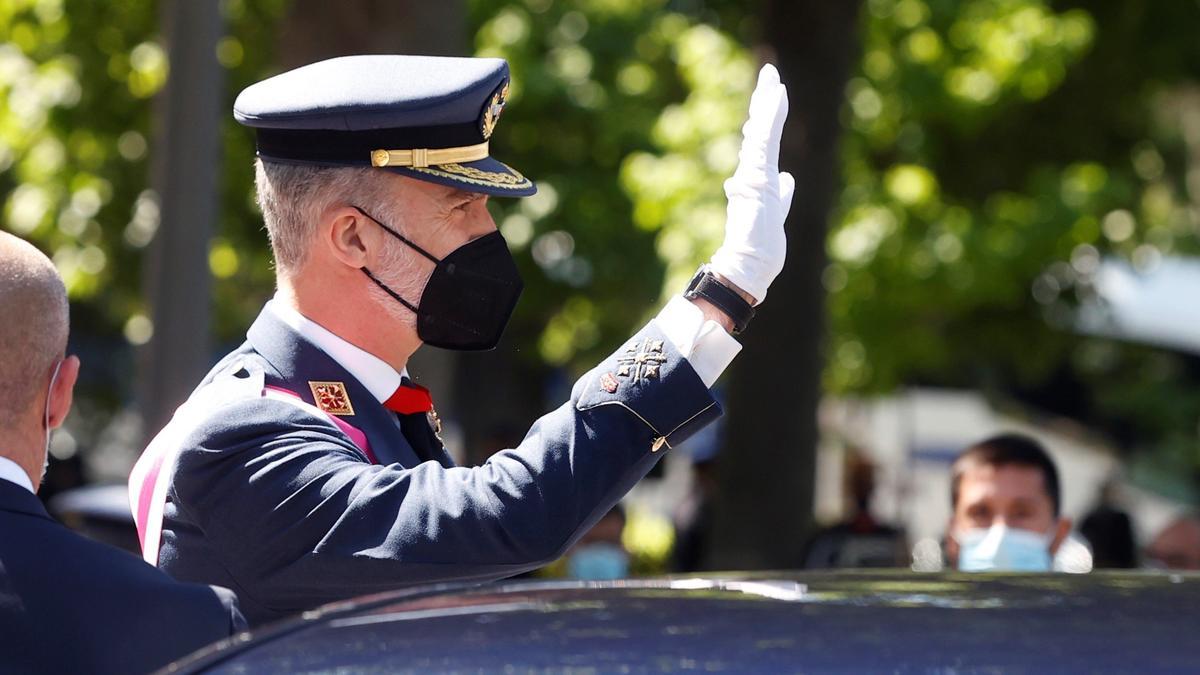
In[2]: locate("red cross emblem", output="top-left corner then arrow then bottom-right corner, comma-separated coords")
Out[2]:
309,381 -> 355,416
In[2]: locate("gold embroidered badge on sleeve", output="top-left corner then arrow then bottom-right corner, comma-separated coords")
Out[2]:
615,339 -> 667,383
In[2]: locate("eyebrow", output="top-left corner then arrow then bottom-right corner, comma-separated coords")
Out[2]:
1009,496 -> 1044,509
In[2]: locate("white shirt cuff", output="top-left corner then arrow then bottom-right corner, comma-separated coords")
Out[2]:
652,295 -> 742,388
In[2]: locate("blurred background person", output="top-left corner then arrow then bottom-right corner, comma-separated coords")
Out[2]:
565,505 -> 631,581
802,450 -> 908,568
945,433 -> 1071,572
671,456 -> 718,573
1080,481 -> 1139,569
0,232 -> 243,675
670,420 -> 721,574
1144,515 -> 1200,570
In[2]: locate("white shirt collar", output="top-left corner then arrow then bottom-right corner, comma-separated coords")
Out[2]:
267,298 -> 404,403
0,456 -> 34,494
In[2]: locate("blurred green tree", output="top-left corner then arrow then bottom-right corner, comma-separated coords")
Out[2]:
0,0 -> 767,475
472,1 -> 749,369
0,0 -> 288,477
460,1 -> 767,462
6,0 -> 1200,506
828,0 -> 1200,495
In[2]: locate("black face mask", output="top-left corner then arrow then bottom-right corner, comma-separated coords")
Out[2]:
355,206 -> 524,351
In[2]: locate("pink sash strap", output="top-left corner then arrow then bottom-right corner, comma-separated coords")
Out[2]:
129,384 -> 378,566
131,439 -> 169,559
263,385 -> 378,464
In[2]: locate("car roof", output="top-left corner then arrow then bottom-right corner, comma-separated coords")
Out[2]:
171,570 -> 1200,673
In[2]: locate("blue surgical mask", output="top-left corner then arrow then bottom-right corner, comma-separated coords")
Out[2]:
956,523 -> 1053,572
567,543 -> 629,581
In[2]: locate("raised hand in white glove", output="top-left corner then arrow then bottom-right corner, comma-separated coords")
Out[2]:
709,64 -> 795,305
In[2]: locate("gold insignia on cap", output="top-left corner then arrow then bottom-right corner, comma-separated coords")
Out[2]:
481,81 -> 509,140
309,381 -> 355,416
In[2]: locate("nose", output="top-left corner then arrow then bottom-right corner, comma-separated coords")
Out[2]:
466,196 -> 497,239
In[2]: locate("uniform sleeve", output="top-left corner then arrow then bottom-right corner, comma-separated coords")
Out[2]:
170,322 -> 721,614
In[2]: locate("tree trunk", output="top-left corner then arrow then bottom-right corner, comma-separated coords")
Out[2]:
705,1 -> 862,570
140,0 -> 223,440
276,0 -> 467,68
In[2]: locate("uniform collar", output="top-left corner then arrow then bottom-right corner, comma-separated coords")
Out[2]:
0,456 -> 35,495
266,298 -> 404,404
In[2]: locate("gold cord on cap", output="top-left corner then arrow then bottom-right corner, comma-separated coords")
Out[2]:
370,141 -> 490,169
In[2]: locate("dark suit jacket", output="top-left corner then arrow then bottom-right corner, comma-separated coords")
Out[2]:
0,480 -> 244,675
149,305 -> 721,626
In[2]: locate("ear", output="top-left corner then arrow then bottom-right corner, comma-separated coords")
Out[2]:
323,206 -> 376,270
47,355 -> 80,429
1049,516 -> 1072,555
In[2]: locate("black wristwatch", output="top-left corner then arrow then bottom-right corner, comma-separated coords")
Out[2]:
684,265 -> 755,335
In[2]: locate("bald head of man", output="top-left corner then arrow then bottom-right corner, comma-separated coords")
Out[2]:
0,232 -> 80,490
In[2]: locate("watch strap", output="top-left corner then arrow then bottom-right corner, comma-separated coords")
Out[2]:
684,267 -> 755,335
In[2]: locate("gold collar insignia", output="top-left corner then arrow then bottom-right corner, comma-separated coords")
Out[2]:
309,381 -> 355,416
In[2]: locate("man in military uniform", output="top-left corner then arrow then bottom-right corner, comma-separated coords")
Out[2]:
130,54 -> 794,626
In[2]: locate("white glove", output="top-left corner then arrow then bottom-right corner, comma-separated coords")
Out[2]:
709,64 -> 795,305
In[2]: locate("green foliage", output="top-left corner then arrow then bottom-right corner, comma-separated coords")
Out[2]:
210,0 -> 291,343
0,0 -> 290,350
0,0 -> 159,342
470,0 -> 753,371
830,0 -> 1200,474
1,0 -> 753,410
8,0 -> 1200,482
622,21 -> 755,301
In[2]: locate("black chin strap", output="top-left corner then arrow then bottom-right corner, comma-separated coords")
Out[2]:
352,205 -> 440,264
362,267 -> 419,314
354,204 -> 437,315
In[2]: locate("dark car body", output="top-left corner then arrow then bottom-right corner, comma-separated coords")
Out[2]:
164,571 -> 1200,673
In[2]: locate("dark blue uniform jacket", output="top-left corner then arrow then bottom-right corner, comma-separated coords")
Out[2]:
154,307 -> 721,626
0,480 -> 243,674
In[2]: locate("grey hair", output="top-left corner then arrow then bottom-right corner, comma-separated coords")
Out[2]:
254,159 -> 426,329
254,159 -> 394,273
363,221 -> 426,331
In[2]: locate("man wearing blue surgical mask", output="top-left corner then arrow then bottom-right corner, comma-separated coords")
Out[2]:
945,434 -> 1072,572
566,505 -> 630,581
